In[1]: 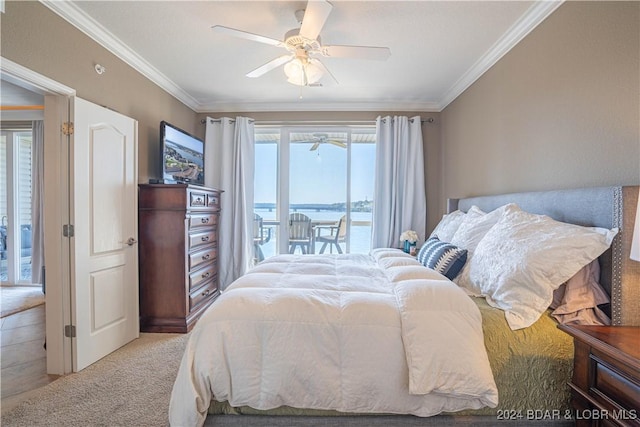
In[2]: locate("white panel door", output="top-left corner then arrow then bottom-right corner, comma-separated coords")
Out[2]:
72,97 -> 138,371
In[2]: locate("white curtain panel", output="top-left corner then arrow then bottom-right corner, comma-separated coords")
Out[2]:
31,120 -> 44,286
371,116 -> 427,249
204,117 -> 255,290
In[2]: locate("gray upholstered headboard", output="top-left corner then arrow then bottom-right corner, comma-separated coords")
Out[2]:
447,186 -> 640,326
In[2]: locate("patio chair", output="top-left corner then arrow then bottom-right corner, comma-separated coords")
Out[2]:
315,215 -> 347,254
288,212 -> 313,254
253,213 -> 271,262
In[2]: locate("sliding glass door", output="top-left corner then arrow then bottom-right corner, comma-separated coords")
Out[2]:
253,132 -> 279,262
254,126 -> 375,261
289,131 -> 347,254
0,129 -> 33,284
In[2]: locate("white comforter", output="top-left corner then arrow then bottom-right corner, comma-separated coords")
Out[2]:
169,249 -> 498,426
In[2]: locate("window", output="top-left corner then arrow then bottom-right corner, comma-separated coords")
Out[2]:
254,126 -> 375,261
0,128 -> 33,283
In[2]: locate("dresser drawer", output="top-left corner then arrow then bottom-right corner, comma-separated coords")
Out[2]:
189,247 -> 217,271
206,193 -> 220,208
189,190 -> 208,208
592,356 -> 640,412
189,264 -> 216,290
189,213 -> 217,229
189,230 -> 217,251
189,280 -> 218,311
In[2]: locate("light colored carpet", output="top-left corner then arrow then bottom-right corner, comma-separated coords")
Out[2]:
0,285 -> 44,318
1,332 -> 188,426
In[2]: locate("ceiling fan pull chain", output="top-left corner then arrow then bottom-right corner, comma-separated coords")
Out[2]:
303,63 -> 309,87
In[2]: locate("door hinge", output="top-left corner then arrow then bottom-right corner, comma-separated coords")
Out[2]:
62,122 -> 74,136
63,224 -> 74,237
64,325 -> 76,338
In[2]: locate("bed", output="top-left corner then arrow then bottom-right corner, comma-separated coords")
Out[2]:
169,186 -> 640,426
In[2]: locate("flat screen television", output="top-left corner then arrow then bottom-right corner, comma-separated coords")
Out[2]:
160,121 -> 205,185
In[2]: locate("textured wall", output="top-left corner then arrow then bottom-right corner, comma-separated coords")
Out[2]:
1,1 -> 198,183
440,1 -> 640,203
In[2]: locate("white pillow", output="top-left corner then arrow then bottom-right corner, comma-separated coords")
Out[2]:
467,209 -> 618,330
430,206 -> 484,243
451,204 -> 518,253
451,204 -> 520,294
429,210 -> 465,242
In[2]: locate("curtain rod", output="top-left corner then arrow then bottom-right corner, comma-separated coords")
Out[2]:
0,105 -> 44,111
202,118 -> 253,124
200,118 -> 370,126
200,117 -> 434,125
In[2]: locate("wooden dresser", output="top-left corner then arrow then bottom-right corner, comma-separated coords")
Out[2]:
559,324 -> 640,426
138,184 -> 221,333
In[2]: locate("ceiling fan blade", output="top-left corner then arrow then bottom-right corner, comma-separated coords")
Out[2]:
212,25 -> 283,47
327,139 -> 347,148
321,45 -> 391,61
309,141 -> 321,151
299,0 -> 333,40
246,55 -> 292,78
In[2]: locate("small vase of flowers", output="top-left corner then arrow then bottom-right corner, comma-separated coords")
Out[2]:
399,230 -> 418,254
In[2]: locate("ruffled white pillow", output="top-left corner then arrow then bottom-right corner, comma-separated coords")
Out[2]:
451,204 -> 516,252
430,210 -> 465,242
451,204 -> 520,295
467,209 -> 617,330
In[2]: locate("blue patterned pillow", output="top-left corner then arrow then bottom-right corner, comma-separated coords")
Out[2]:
417,237 -> 468,280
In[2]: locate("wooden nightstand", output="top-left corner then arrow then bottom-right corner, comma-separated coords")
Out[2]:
558,324 -> 640,426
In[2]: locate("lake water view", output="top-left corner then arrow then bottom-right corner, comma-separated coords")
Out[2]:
255,209 -> 373,259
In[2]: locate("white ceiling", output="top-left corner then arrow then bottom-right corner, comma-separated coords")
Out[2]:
41,0 -> 563,113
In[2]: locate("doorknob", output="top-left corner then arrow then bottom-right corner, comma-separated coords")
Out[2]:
126,237 -> 137,246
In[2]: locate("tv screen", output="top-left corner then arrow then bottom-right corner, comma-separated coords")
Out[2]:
160,121 -> 204,185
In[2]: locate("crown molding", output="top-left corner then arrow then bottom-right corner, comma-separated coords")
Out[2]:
194,100 -> 441,113
438,0 -> 564,110
40,0 -> 201,111
39,0 -> 562,114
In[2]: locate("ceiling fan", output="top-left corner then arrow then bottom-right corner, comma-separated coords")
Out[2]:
211,0 -> 391,87
296,133 -> 347,151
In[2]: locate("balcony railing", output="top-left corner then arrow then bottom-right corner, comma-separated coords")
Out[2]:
255,217 -> 372,260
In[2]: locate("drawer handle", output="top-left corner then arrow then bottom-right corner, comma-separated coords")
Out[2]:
202,272 -> 211,279
202,254 -> 211,260
201,217 -> 209,224
202,289 -> 211,297
201,236 -> 210,242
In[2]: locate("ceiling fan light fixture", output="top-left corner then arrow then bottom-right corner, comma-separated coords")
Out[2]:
284,58 -> 323,86
213,0 -> 390,87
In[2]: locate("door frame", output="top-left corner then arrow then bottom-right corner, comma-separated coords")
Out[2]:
1,57 -> 76,375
